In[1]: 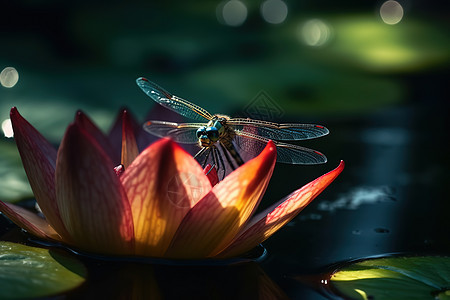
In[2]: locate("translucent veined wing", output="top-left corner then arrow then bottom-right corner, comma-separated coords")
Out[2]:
136,77 -> 213,122
235,131 -> 327,164
227,118 -> 329,141
143,121 -> 203,144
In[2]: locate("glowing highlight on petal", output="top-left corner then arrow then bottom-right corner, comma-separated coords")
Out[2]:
56,123 -> 135,255
166,141 -> 277,258
219,161 -> 344,257
121,139 -> 211,256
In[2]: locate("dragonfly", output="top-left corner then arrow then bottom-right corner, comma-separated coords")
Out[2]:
137,77 -> 329,174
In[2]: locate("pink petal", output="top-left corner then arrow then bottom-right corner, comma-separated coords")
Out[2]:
218,160 -> 345,258
10,107 -> 71,241
121,138 -> 212,257
165,141 -> 277,259
108,109 -> 141,159
75,111 -> 118,164
0,201 -> 62,242
55,122 -> 135,255
120,110 -> 139,168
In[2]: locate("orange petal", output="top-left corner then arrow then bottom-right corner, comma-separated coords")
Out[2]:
75,111 -> 118,163
121,138 -> 211,257
165,141 -> 277,258
55,122 -> 135,255
0,201 -> 62,242
218,160 -> 345,258
108,109 -> 141,158
10,107 -> 71,241
120,110 -> 139,168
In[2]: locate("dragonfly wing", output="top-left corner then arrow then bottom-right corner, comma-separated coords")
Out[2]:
137,77 -> 213,122
235,131 -> 327,164
143,121 -> 203,144
228,118 -> 329,140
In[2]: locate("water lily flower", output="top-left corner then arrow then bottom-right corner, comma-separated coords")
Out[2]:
0,107 -> 344,259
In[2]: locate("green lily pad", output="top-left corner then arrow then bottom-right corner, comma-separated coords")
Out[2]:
330,256 -> 450,300
0,141 -> 32,203
0,241 -> 86,299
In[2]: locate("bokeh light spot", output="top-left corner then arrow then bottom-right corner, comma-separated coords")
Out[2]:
300,19 -> 332,47
217,0 -> 248,27
0,67 -> 19,88
261,0 -> 288,24
2,119 -> 13,138
380,1 -> 404,25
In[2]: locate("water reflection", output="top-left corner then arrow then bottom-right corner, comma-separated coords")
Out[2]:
317,186 -> 396,212
69,261 -> 289,299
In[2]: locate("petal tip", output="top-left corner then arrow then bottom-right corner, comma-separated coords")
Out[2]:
74,110 -> 85,120
261,140 -> 277,162
10,106 -> 18,115
10,107 -> 22,121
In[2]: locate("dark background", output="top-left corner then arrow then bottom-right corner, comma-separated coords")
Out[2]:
0,1 -> 449,299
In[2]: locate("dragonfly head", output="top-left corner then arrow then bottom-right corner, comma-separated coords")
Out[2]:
196,126 -> 219,147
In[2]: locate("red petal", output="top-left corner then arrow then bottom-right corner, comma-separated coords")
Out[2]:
0,201 -> 62,242
108,109 -> 141,158
218,160 -> 345,257
165,141 -> 277,258
75,111 -> 118,163
10,107 -> 71,241
120,110 -> 139,168
121,138 -> 212,257
204,164 -> 219,186
55,122 -> 135,255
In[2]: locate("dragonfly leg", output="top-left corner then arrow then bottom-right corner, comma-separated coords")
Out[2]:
202,148 -> 213,169
211,146 -> 219,170
194,147 -> 213,169
200,146 -> 218,176
194,147 -> 207,159
215,146 -> 227,180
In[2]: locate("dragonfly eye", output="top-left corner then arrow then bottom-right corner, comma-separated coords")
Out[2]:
196,127 -> 207,138
206,127 -> 219,142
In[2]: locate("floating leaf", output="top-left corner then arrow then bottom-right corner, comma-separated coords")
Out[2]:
330,256 -> 450,300
0,241 -> 86,299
